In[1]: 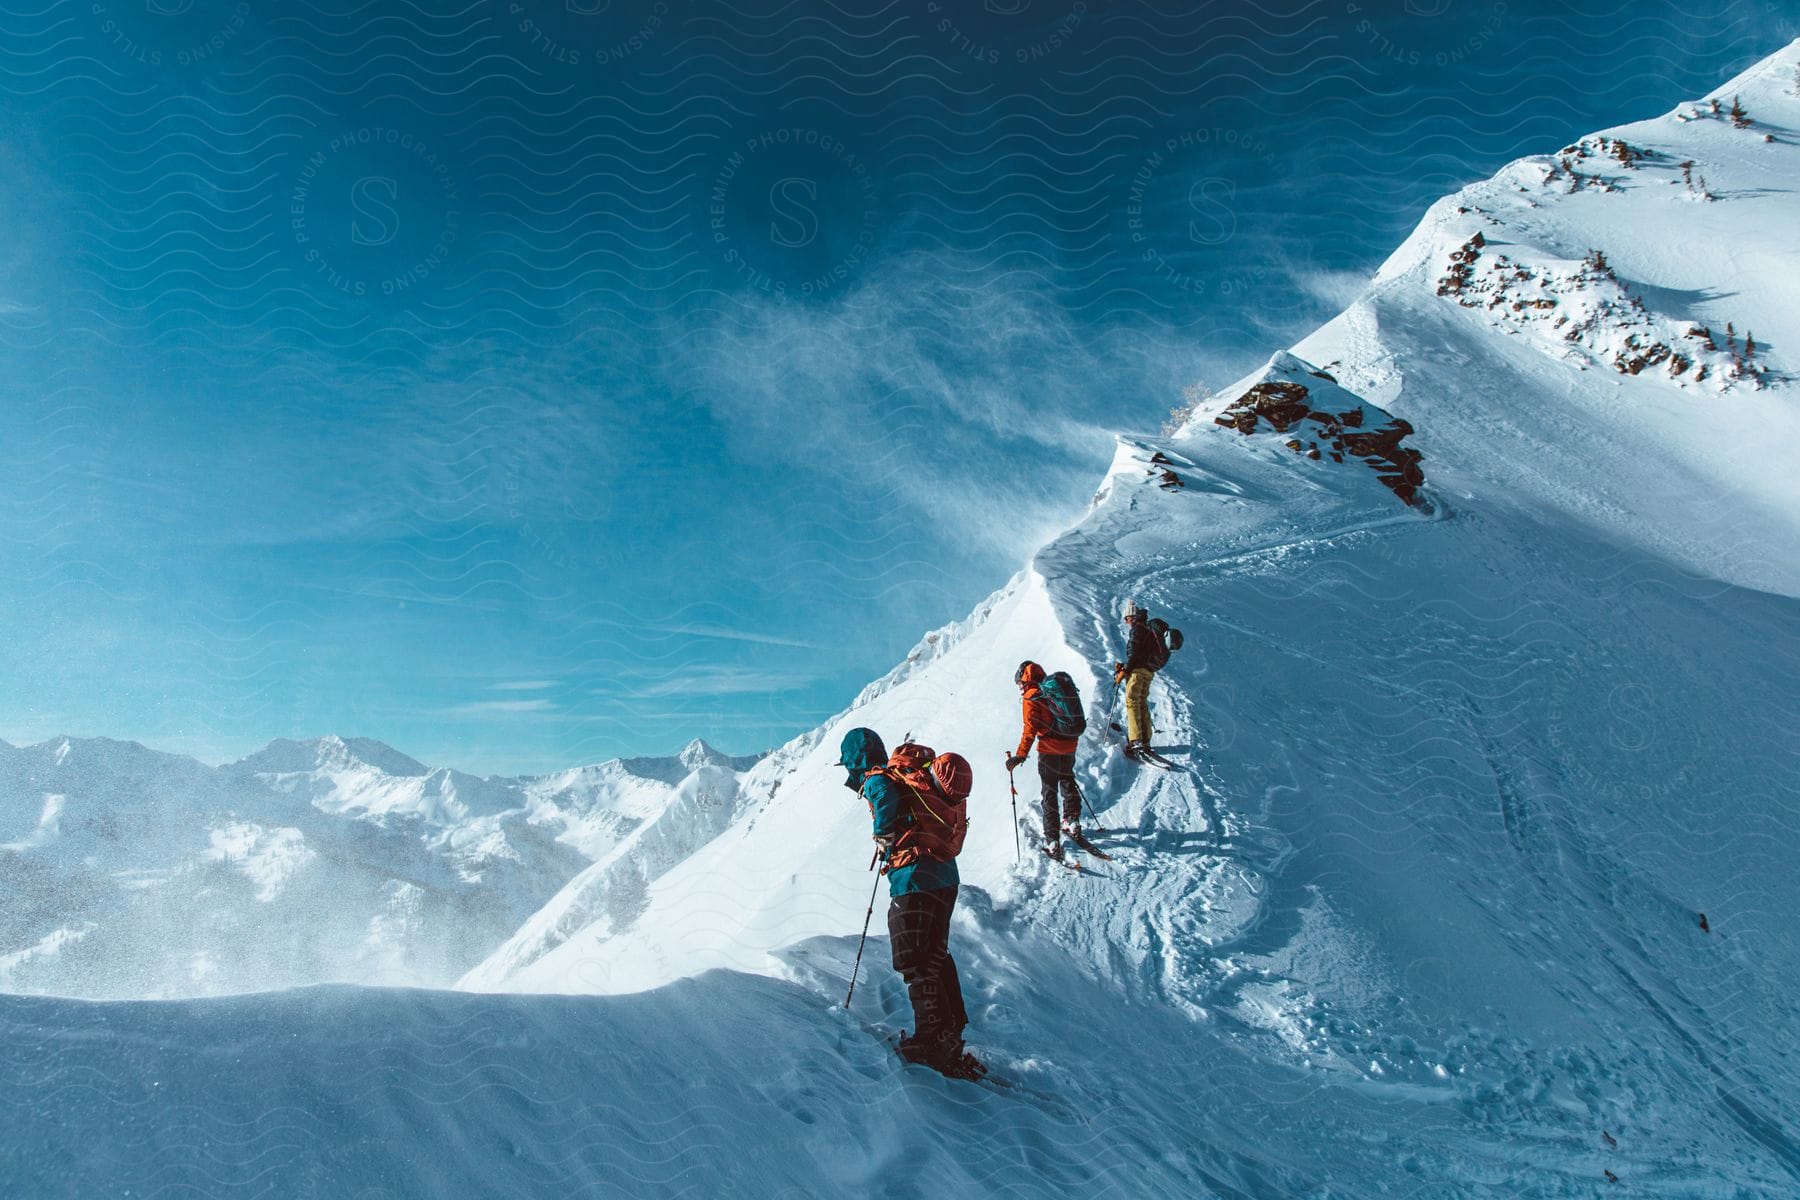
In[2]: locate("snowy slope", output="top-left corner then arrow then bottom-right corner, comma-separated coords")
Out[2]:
0,735 -> 761,997
7,41 -> 1800,1200
460,742 -> 766,989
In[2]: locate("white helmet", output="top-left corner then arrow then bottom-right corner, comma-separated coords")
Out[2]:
1122,598 -> 1144,622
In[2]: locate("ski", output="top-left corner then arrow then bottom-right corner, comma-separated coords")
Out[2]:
1020,822 -> 1084,871
1066,830 -> 1112,860
864,1029 -> 1072,1115
1123,746 -> 1178,771
858,1023 -> 1080,1115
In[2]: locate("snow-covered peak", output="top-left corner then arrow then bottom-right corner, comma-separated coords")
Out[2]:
1344,43 -> 1796,406
679,737 -> 762,773
233,735 -> 429,779
1258,54 -> 1800,595
1365,41 -> 1800,291
679,736 -> 718,768
3,734 -> 229,793
609,739 -> 762,787
229,736 -> 524,824
1699,36 -> 1800,103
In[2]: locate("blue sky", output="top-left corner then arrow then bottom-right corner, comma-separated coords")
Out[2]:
3,0 -> 1796,774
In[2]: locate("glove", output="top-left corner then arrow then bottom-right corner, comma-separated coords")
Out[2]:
1112,662 -> 1127,684
1005,754 -> 1026,771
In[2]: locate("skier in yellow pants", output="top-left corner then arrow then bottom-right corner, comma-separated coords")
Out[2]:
1112,599 -> 1167,760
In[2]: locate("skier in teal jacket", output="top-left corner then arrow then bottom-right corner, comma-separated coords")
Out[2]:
839,727 -> 977,1077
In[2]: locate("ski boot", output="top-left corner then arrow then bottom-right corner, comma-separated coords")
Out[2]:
936,1046 -> 988,1081
900,1031 -> 985,1080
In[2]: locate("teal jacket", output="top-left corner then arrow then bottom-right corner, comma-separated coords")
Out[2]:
839,727 -> 959,897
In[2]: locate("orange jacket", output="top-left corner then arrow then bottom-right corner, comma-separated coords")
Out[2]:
1017,685 -> 1079,758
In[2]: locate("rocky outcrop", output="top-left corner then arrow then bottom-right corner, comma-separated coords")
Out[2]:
1213,378 -> 1426,506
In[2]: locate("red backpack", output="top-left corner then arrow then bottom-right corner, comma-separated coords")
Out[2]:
876,742 -> 972,869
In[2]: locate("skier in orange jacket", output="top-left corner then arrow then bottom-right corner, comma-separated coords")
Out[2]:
1004,661 -> 1087,862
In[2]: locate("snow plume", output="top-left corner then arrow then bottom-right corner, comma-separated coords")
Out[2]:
680,253 -> 1224,561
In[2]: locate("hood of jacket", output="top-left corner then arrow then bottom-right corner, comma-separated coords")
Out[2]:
837,727 -> 888,789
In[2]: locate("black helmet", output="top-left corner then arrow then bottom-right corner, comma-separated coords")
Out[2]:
1014,660 -> 1044,687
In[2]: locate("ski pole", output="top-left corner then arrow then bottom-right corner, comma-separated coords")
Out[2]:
844,850 -> 885,1009
1007,765 -> 1021,862
1078,776 -> 1100,832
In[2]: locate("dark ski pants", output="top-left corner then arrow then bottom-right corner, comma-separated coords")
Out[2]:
1038,752 -> 1084,839
888,885 -> 968,1043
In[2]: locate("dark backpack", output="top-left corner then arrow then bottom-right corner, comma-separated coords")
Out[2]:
878,742 -> 972,867
1037,671 -> 1087,739
1147,618 -> 1182,670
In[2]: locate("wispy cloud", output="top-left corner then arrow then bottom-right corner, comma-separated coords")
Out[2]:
491,680 -> 556,691
650,622 -> 821,649
442,698 -> 556,716
632,667 -> 817,698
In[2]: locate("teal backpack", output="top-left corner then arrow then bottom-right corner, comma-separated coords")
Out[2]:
1038,672 -> 1088,739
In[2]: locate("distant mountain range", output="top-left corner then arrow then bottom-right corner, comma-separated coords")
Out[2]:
0,733 -> 761,997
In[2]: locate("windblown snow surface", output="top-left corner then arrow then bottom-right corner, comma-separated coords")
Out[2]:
6,44 -> 1800,1200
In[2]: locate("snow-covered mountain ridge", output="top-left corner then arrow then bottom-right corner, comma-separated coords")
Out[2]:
0,733 -> 763,997
1278,44 -> 1800,597
1356,47 -> 1796,395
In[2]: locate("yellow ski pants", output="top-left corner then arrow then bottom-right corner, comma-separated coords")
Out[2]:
1123,668 -> 1153,743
